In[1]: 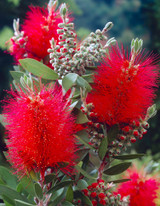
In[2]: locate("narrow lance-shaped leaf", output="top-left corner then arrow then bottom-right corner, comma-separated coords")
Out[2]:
47,180 -> 73,194
103,162 -> 132,175
98,137 -> 108,160
108,179 -> 131,184
19,58 -> 58,80
34,183 -> 43,200
75,165 -> 97,180
15,200 -> 35,206
75,135 -> 94,150
107,124 -> 119,143
65,185 -> 73,202
61,201 -> 74,206
113,154 -> 144,160
74,148 -> 90,163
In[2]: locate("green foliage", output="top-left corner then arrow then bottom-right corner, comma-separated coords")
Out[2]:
19,58 -> 58,80
103,162 -> 132,175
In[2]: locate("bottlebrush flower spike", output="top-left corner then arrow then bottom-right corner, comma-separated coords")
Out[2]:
2,84 -> 77,177
87,44 -> 159,126
115,166 -> 160,206
9,3 -> 62,64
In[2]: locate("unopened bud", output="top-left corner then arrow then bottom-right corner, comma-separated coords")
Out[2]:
60,3 -> 67,18
103,22 -> 113,33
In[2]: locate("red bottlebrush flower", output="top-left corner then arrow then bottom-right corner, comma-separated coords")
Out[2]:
87,45 -> 159,126
115,167 -> 159,206
10,5 -> 62,63
2,84 -> 77,177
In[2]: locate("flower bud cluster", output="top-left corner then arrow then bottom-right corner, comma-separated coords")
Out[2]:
11,19 -> 27,58
82,180 -> 128,206
107,119 -> 149,157
81,102 -> 153,158
81,103 -> 104,149
48,4 -> 115,78
48,4 -> 77,78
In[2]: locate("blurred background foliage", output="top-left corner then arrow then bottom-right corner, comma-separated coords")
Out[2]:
0,0 -> 160,155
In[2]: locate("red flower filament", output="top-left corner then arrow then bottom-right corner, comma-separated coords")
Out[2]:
3,85 -> 77,176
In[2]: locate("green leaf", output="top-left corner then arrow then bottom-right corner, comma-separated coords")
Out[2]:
98,137 -> 108,160
103,162 -> 132,175
15,200 -> 35,206
82,74 -> 94,83
74,148 -> 90,163
34,183 -> 43,200
61,201 -> 74,206
20,176 -> 35,197
76,110 -> 89,124
0,185 -> 25,201
113,154 -> 144,160
74,191 -> 92,206
75,165 -> 97,180
76,135 -> 94,150
107,124 -> 119,143
76,76 -> 92,91
10,71 -> 25,84
47,180 -> 73,194
0,166 -> 17,189
77,179 -> 88,190
2,195 -> 15,206
19,58 -> 58,80
44,173 -> 55,184
62,73 -> 78,91
65,185 -> 73,202
108,179 -> 131,184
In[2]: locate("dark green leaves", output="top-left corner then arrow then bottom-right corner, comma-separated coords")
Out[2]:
74,191 -> 92,206
15,200 -> 35,206
0,166 -> 17,189
19,58 -> 58,80
113,154 -> 144,160
107,124 -> 119,143
47,180 -> 73,194
74,148 -> 90,163
108,179 -> 131,184
44,173 -> 55,184
98,137 -> 108,160
0,185 -> 25,202
75,165 -> 97,180
34,183 -> 43,200
65,185 -> 73,202
103,162 -> 131,175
